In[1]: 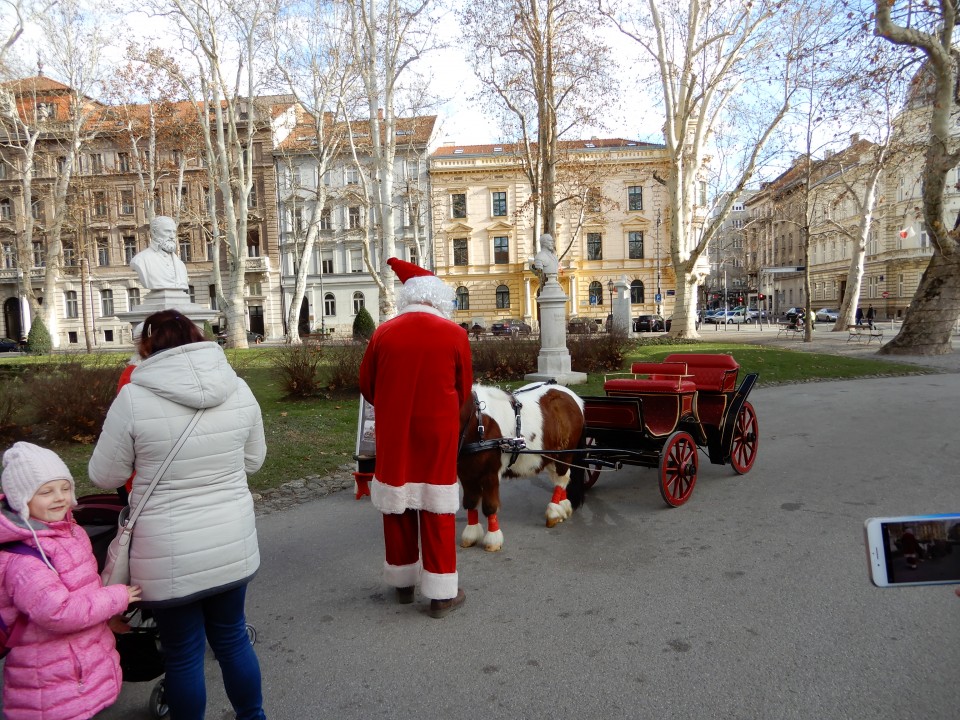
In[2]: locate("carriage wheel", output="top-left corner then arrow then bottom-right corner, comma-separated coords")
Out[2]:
149,678 -> 170,719
658,431 -> 698,507
584,436 -> 602,489
730,401 -> 759,475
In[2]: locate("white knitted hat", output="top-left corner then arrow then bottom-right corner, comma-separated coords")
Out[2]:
1,442 -> 76,519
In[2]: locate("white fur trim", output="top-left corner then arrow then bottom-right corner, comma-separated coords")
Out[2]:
421,568 -> 459,600
461,522 -> 484,548
398,303 -> 445,318
483,529 -> 504,552
383,559 -> 421,588
371,478 -> 461,515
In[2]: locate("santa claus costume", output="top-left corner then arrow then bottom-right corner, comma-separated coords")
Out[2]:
358,258 -> 473,616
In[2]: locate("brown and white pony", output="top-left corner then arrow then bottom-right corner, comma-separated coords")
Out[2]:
457,382 -> 586,552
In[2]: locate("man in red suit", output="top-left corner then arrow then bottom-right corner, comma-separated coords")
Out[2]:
359,258 -> 473,618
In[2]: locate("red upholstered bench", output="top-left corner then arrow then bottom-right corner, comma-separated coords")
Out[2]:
662,353 -> 740,427
603,362 -> 696,436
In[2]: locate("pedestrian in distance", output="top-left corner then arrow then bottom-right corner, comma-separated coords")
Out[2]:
866,304 -> 876,329
855,306 -> 864,326
359,257 -> 474,619
0,442 -> 141,720
89,309 -> 268,720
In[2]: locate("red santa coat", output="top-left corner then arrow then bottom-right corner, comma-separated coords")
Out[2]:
359,304 -> 473,516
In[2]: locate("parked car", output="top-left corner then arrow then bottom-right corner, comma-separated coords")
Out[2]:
707,310 -> 746,324
0,337 -> 21,352
568,316 -> 599,334
217,330 -> 264,345
491,318 -> 532,336
815,307 -> 839,322
633,314 -> 667,332
704,310 -> 729,324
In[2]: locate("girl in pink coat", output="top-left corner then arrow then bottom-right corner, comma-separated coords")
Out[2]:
0,442 -> 140,720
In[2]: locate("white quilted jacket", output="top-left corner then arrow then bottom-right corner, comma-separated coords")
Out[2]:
88,341 -> 266,606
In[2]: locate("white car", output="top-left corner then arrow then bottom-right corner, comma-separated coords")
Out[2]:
815,308 -> 839,322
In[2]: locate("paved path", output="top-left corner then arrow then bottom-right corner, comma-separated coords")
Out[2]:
97,330 -> 960,720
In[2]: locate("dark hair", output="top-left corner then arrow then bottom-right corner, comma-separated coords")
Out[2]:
139,310 -> 206,358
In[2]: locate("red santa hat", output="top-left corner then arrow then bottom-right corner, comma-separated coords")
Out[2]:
387,257 -> 433,283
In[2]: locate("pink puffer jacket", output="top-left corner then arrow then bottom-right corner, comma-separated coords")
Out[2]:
0,497 -> 130,720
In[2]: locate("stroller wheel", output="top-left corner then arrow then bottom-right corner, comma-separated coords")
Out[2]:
149,677 -> 170,719
246,623 -> 257,645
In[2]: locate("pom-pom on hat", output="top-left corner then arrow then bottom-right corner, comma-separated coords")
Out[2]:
1,442 -> 75,520
387,257 -> 434,283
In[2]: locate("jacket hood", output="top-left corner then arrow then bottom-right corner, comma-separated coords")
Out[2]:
131,341 -> 238,409
0,495 -> 60,544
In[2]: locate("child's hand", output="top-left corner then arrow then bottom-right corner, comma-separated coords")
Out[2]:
126,585 -> 142,604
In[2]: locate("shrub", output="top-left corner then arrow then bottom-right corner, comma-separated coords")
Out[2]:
470,337 -> 539,382
202,320 -> 216,341
274,341 -> 326,398
568,333 -> 633,373
352,307 -> 376,340
0,372 -> 29,439
322,341 -> 366,393
25,357 -> 125,443
26,315 -> 52,355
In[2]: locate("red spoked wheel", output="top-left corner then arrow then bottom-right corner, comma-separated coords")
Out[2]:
583,436 -> 602,489
658,431 -> 698,507
730,401 -> 759,475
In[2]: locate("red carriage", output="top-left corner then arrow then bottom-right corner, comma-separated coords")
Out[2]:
579,352 -> 760,506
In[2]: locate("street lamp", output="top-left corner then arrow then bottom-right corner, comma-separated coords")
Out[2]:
655,209 -> 662,316
607,279 -> 614,312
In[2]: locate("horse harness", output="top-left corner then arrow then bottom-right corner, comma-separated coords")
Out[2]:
458,380 -> 559,467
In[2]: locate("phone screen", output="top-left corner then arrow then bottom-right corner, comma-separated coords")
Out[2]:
875,517 -> 960,585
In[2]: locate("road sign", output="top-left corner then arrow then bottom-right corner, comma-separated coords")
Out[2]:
881,291 -> 890,298
655,293 -> 662,303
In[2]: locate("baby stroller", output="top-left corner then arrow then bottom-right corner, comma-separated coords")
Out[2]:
75,494 -> 260,718
74,493 -> 170,718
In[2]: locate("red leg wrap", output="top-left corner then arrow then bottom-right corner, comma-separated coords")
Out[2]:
487,514 -> 500,532
551,486 -> 567,504
467,509 -> 479,525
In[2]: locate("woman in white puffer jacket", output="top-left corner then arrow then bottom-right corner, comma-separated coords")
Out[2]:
89,309 -> 267,720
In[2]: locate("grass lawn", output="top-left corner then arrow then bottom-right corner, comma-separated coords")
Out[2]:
5,340 -> 928,496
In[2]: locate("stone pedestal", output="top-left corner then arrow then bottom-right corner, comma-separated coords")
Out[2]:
524,278 -> 587,385
612,278 -> 631,335
116,289 -> 220,333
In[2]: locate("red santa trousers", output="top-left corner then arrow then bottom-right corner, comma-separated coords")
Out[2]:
382,509 -> 458,600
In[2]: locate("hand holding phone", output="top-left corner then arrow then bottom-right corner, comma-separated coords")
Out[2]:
864,514 -> 960,587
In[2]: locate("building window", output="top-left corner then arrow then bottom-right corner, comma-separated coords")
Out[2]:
353,291 -> 365,314
63,244 -> 76,267
31,200 -> 42,220
495,284 -> 510,309
123,236 -> 137,264
97,238 -> 109,266
68,331 -> 78,344
100,289 -> 114,317
128,288 -> 141,309
348,206 -> 361,229
207,240 -> 216,261
64,291 -> 78,318
249,181 -> 258,208
320,207 -> 331,230
1,198 -> 13,220
699,181 -> 707,206
324,292 -> 336,316
351,248 -> 363,272
178,237 -> 192,262
92,191 -> 107,218
178,186 -> 189,213
628,231 -> 644,259
455,286 -> 469,310
208,284 -> 218,311
89,153 -> 103,174
494,236 -> 509,264
587,233 -> 602,261
453,238 -> 468,266
630,279 -> 645,304
628,186 -> 643,211
321,250 -> 334,274
491,191 -> 507,217
32,242 -> 44,267
104,329 -> 114,342
36,102 -> 54,120
452,193 -> 466,218
589,281 -> 604,305
118,152 -> 131,173
345,167 -> 359,185
56,156 -> 67,174
248,237 -> 260,258
120,189 -> 135,215
409,245 -> 418,265
188,285 -> 196,303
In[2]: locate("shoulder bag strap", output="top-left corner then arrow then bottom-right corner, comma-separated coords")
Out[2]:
124,408 -> 205,531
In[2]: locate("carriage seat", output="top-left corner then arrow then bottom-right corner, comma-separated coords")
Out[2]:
662,353 -> 739,392
603,362 -> 695,395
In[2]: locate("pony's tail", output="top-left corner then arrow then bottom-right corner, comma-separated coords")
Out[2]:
566,432 -> 587,509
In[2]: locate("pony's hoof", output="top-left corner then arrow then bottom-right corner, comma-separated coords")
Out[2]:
461,523 -> 484,548
483,529 -> 504,552
559,499 -> 573,518
546,502 -> 565,528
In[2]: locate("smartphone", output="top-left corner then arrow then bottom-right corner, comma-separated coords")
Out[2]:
864,514 -> 960,587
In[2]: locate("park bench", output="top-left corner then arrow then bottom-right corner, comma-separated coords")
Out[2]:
776,322 -> 804,339
847,324 -> 883,344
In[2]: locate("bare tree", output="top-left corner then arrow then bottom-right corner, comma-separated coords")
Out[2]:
463,0 -> 613,258
874,0 -> 960,355
605,0 -> 811,338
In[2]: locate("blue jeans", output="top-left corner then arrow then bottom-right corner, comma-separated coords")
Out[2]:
153,584 -> 266,720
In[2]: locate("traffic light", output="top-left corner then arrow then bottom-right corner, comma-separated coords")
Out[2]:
758,293 -> 765,300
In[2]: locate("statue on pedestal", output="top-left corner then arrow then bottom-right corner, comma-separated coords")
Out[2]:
129,216 -> 189,291
532,233 -> 559,281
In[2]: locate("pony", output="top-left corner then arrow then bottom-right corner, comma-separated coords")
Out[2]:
457,381 -> 586,552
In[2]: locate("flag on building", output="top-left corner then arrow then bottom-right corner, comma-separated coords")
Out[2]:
899,226 -> 916,239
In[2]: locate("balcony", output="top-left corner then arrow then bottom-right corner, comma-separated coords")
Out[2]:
244,256 -> 271,273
